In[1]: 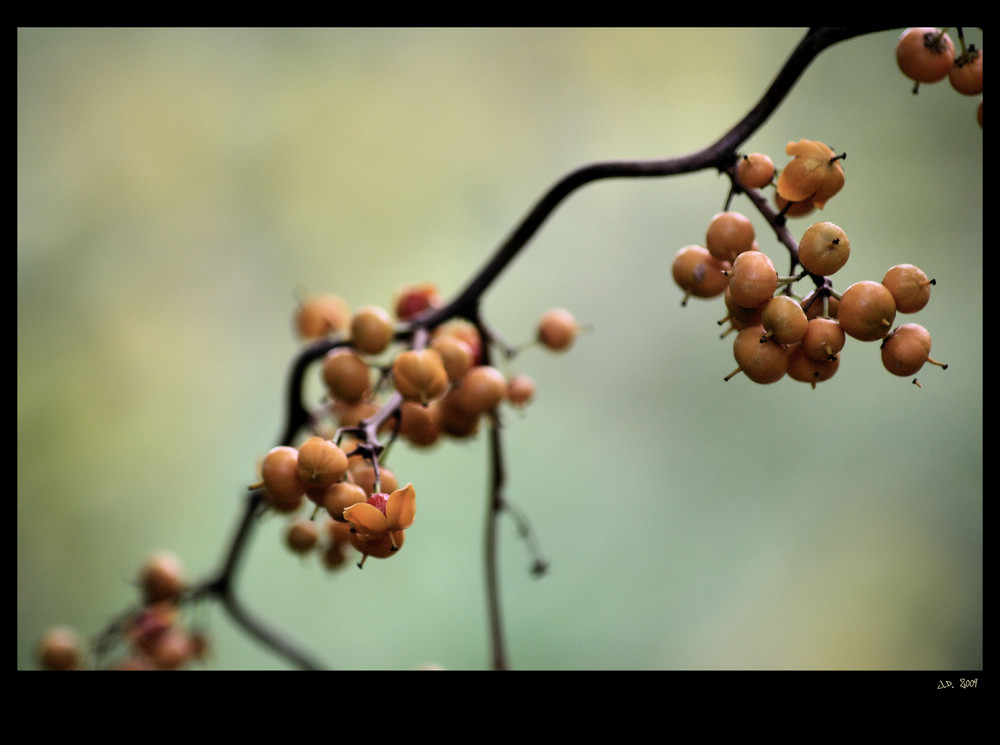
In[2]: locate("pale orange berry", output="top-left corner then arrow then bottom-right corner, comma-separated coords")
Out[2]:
537,308 -> 579,352
506,374 -> 535,407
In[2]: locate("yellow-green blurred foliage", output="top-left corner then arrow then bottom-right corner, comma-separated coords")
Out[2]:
19,28 -> 981,670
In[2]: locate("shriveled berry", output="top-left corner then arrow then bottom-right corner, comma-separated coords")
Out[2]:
777,140 -> 845,209
882,264 -> 935,313
798,221 -> 850,276
837,281 -> 896,341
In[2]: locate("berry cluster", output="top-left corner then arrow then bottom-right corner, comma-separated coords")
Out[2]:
260,287 -> 581,568
672,135 -> 948,388
38,552 -> 208,670
895,27 -> 982,125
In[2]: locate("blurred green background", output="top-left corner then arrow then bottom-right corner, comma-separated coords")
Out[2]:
18,28 -> 982,670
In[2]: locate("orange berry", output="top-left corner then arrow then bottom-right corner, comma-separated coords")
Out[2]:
724,325 -> 788,384
451,365 -> 508,415
350,305 -> 394,355
672,245 -> 730,305
506,374 -> 535,407
896,28 -> 956,84
138,551 -> 186,604
800,317 -> 845,362
882,263 -> 935,313
260,446 -> 305,512
736,153 -> 775,190
950,47 -> 983,95
296,437 -> 349,495
285,518 -> 320,555
392,349 -> 449,404
38,627 -> 84,670
726,250 -> 778,309
433,319 -> 483,365
760,295 -> 808,345
295,293 -> 350,340
706,211 -> 756,264
837,281 -> 896,341
322,348 -> 371,403
537,308 -> 579,352
397,399 -> 442,447
798,221 -> 850,276
718,285 -> 764,337
786,342 -> 840,388
429,335 -> 474,381
323,481 -> 368,521
881,323 -> 948,376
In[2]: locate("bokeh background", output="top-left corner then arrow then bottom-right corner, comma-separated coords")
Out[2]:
18,28 -> 982,670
